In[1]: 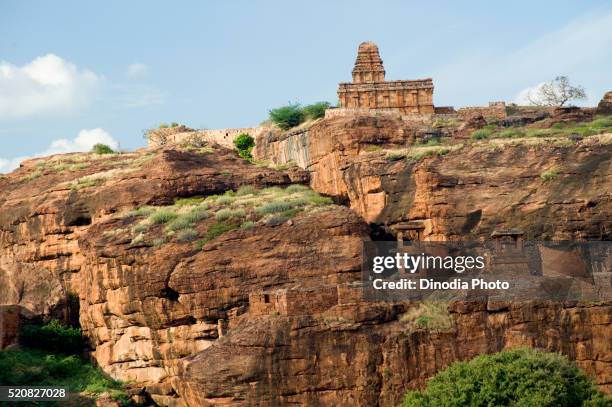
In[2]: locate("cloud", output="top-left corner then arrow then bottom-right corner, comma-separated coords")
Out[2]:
432,9 -> 612,106
0,54 -> 101,120
514,82 -> 545,105
126,62 -> 149,77
0,128 -> 118,173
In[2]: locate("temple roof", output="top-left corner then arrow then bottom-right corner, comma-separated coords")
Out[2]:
352,41 -> 385,83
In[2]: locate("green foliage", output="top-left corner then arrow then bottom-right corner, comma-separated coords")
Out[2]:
471,128 -> 493,140
177,228 -> 199,242
149,209 -> 178,224
91,144 -> 115,155
302,102 -> 331,120
124,206 -> 155,218
240,221 -> 256,230
215,208 -> 246,221
170,122 -> 179,127
174,197 -> 206,207
236,185 -> 258,196
0,348 -> 127,403
20,320 -> 84,354
269,103 -> 305,130
233,133 -> 255,160
401,348 -> 610,407
286,184 -> 309,194
257,200 -> 295,215
540,168 -> 559,181
399,302 -> 455,332
159,122 -> 169,128
202,221 -> 238,243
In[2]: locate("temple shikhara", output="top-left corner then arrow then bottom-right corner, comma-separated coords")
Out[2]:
337,42 -> 435,114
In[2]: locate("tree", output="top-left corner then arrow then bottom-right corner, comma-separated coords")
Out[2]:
528,76 -> 587,107
269,103 -> 305,130
401,348 -> 610,407
302,102 -> 331,120
91,143 -> 115,154
233,133 -> 255,160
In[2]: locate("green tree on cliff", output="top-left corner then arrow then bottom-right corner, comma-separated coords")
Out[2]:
269,103 -> 304,130
234,133 -> 255,160
402,348 -> 610,407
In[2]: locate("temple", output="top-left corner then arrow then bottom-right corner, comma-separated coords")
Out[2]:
337,42 -> 434,114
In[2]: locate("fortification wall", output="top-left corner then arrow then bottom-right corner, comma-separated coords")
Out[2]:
457,101 -> 507,120
148,127 -> 262,149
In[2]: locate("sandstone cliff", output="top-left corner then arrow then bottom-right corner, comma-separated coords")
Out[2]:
1,128 -> 611,406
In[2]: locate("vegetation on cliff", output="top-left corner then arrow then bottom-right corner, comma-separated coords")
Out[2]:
119,184 -> 334,248
402,348 -> 611,407
269,101 -> 331,130
233,133 -> 255,160
0,320 -> 128,405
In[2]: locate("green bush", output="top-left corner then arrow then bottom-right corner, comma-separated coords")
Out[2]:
471,128 -> 493,140
215,208 -> 246,221
269,103 -> 305,130
286,184 -> 309,194
177,228 -> 199,242
149,209 -> 178,224
91,144 -> 115,155
257,200 -> 295,215
202,221 -> 238,243
233,133 -> 255,160
302,102 -> 331,120
236,185 -> 257,196
0,348 -> 127,402
20,320 -> 84,354
401,348 -> 609,407
540,168 -> 559,181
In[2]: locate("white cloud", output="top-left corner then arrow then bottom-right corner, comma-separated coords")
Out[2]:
0,128 -> 118,173
514,82 -> 545,105
125,62 -> 149,77
432,9 -> 612,106
0,54 -> 101,120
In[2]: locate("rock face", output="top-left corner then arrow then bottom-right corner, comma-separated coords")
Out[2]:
254,115 -> 612,238
0,305 -> 21,350
177,301 -> 612,406
598,91 -> 612,115
1,133 -> 611,405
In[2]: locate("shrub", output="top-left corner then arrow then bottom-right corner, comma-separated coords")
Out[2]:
91,144 -> 115,155
174,197 -> 205,207
177,228 -> 199,242
149,209 -> 178,224
234,133 -> 255,160
216,195 -> 236,205
125,206 -> 155,218
20,320 -> 84,354
159,122 -> 169,128
132,222 -> 149,234
401,348 -> 610,407
241,221 -> 256,230
286,184 -> 309,194
269,103 -> 305,130
497,128 -> 526,138
399,302 -> 455,332
236,185 -> 257,196
166,216 -> 194,231
471,128 -> 492,140
257,200 -> 295,215
202,221 -> 238,243
215,208 -> 246,221
302,102 -> 331,120
0,348 -> 127,401
540,168 -> 559,181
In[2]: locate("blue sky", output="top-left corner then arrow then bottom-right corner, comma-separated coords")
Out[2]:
1,0 -> 611,172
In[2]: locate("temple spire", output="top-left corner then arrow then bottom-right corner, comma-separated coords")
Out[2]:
351,41 -> 386,83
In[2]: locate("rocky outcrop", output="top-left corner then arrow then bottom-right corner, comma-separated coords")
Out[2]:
177,301 -> 612,406
255,115 -> 612,237
1,132 -> 611,405
598,92 -> 612,115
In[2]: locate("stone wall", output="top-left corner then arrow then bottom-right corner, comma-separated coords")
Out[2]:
149,127 -> 263,149
457,101 -> 507,120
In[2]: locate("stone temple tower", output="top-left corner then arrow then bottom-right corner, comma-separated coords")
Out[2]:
352,42 -> 386,83
337,41 -> 434,114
